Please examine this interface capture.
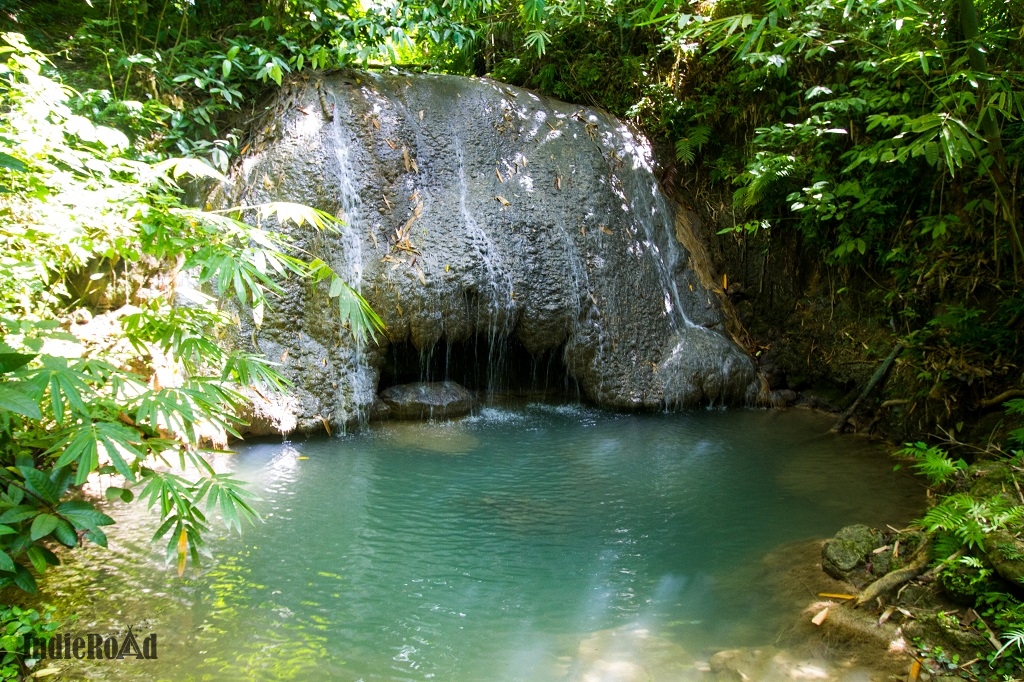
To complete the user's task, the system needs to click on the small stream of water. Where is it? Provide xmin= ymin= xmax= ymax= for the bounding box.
xmin=41 ymin=406 xmax=922 ymax=681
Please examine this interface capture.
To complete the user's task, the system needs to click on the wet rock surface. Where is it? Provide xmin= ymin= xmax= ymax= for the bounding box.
xmin=379 ymin=380 xmax=473 ymax=419
xmin=821 ymin=525 xmax=885 ymax=585
xmin=214 ymin=71 xmax=762 ymax=430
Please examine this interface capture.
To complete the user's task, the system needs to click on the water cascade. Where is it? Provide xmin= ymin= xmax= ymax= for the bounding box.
xmin=218 ymin=71 xmax=763 ymax=431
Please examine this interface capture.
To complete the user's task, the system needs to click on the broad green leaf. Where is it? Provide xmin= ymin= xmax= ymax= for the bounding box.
xmin=30 ymin=514 xmax=59 ymax=541
xmin=0 ymin=151 xmax=26 ymax=172
xmin=51 ymin=519 xmax=77 ymax=547
xmin=56 ymin=501 xmax=114 ymax=531
xmin=0 ymin=384 xmax=41 ymax=420
xmin=0 ymin=353 xmax=35 ymax=373
xmin=19 ymin=467 xmax=59 ymax=505
xmin=13 ymin=564 xmax=36 ymax=593
xmin=0 ymin=506 xmax=38 ymax=524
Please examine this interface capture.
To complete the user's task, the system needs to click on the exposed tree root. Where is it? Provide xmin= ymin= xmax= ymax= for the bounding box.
xmin=978 ymin=388 xmax=1024 ymax=409
xmin=855 ymin=533 xmax=933 ymax=607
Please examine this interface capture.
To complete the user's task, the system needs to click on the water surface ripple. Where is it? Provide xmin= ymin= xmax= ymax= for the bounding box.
xmin=45 ymin=406 xmax=923 ymax=681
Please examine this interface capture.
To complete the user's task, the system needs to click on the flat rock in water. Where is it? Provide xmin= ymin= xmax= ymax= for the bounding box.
xmin=379 ymin=381 xmax=473 ymax=420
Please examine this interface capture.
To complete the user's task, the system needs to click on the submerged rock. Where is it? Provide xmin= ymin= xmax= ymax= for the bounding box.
xmin=568 ymin=625 xmax=693 ymax=681
xmin=379 ymin=381 xmax=473 ymax=419
xmin=214 ymin=71 xmax=763 ymax=429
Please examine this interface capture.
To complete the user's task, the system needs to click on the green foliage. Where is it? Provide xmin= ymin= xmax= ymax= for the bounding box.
xmin=1006 ymin=399 xmax=1024 ymax=447
xmin=0 ymin=34 xmax=381 ymax=590
xmin=920 ymin=493 xmax=1024 ymax=550
xmin=897 ymin=441 xmax=967 ymax=486
xmin=0 ymin=605 xmax=59 ymax=680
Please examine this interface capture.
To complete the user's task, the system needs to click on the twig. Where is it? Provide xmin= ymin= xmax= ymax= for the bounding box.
xmin=968 ymin=609 xmax=1004 ymax=651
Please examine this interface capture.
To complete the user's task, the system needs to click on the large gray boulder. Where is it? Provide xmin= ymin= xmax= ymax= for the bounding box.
xmin=214 ymin=71 xmax=763 ymax=431
xmin=380 ymin=381 xmax=472 ymax=420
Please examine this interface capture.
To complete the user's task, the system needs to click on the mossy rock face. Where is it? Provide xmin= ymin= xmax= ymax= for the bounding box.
xmin=967 ymin=461 xmax=1018 ymax=505
xmin=984 ymin=529 xmax=1024 ymax=591
xmin=822 ymin=524 xmax=884 ymax=582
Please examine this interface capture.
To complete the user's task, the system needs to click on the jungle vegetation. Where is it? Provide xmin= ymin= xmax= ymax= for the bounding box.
xmin=0 ymin=0 xmax=1021 ymax=676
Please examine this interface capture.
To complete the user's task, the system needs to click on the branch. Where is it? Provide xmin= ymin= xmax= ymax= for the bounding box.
xmin=831 ymin=342 xmax=904 ymax=434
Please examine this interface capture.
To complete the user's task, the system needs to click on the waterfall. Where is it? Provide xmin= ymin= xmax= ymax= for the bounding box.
xmin=219 ymin=71 xmax=761 ymax=432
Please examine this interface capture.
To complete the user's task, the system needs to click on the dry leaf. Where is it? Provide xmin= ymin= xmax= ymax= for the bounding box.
xmin=280 ymin=349 xmax=289 ymax=362
xmin=385 ymin=139 xmax=397 ymax=150
xmin=322 ymin=357 xmax=327 ymax=366
xmin=319 ymin=415 xmax=332 ymax=437
xmin=722 ymin=273 xmax=728 ymax=289
xmin=262 ymin=174 xmax=274 ymax=190
xmin=811 ymin=607 xmax=829 ymax=626
xmin=872 ymin=545 xmax=892 ymax=554
xmin=177 ymin=528 xmax=188 ymax=577
xmin=372 ymin=117 xmax=380 ymax=130
xmin=496 ymin=168 xmax=504 ymax=183
xmin=878 ymin=606 xmax=896 ymax=625
xmin=382 ymin=194 xmax=392 ymax=210
xmin=495 ymin=195 xmax=510 ymax=207
xmin=908 ymin=659 xmax=920 ymax=682
xmin=417 ymin=268 xmax=426 ymax=285
xmin=418 ymin=110 xmax=424 ymax=121
xmin=402 ymin=146 xmax=411 ymax=172
xmin=554 ymin=176 xmax=562 ymax=190
xmin=445 ymin=264 xmax=450 ymax=272
xmin=410 ymin=158 xmax=418 ymax=173
xmin=600 ymin=226 xmax=614 ymax=235
xmin=817 ymin=593 xmax=857 ymax=600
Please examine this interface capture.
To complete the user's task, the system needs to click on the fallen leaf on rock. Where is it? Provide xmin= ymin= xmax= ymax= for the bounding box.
xmin=817 ymin=593 xmax=856 ymax=600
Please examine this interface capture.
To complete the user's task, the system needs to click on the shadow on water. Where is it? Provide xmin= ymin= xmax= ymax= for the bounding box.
xmin=38 ymin=407 xmax=923 ymax=681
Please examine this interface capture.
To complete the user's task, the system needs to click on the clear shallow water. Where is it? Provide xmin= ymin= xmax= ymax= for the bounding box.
xmin=43 ymin=406 xmax=923 ymax=681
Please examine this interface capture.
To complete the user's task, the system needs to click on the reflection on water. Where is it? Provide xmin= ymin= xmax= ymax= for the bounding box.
xmin=42 ymin=407 xmax=923 ymax=681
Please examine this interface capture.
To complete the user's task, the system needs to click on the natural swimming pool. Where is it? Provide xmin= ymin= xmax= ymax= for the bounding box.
xmin=42 ymin=406 xmax=923 ymax=681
